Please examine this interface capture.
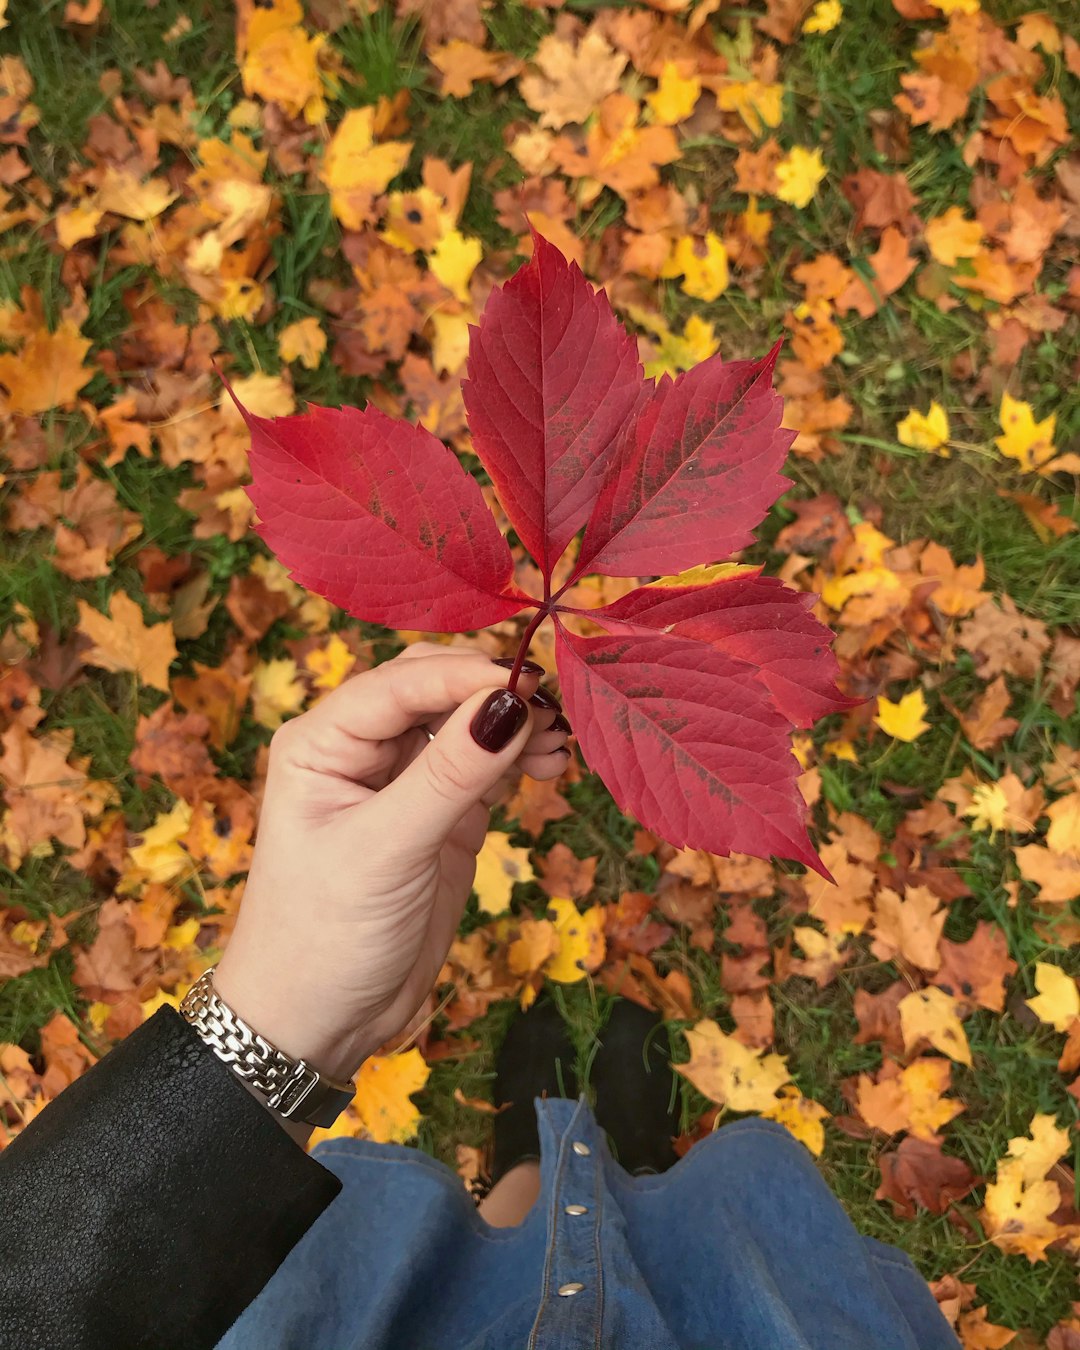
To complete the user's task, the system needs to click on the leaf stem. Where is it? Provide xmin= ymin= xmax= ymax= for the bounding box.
xmin=506 ymin=603 xmax=553 ymax=694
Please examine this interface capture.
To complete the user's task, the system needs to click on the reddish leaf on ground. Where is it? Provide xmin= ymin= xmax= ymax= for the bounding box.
xmin=568 ymin=343 xmax=792 ymax=582
xmin=236 ymin=394 xmax=533 ymax=631
xmin=876 ymin=1135 xmax=978 ymax=1219
xmin=463 ymin=229 xmax=642 ymax=584
xmin=553 ymin=622 xmax=826 ymax=875
xmin=569 ymin=567 xmax=853 ymax=728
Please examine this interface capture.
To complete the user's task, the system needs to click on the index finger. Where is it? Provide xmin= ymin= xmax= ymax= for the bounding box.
xmin=299 ymin=650 xmax=542 ymax=748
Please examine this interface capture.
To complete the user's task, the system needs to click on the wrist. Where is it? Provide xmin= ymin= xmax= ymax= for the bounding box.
xmin=212 ymin=951 xmax=371 ymax=1083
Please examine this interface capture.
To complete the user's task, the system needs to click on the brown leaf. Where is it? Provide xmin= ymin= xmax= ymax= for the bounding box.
xmin=876 ymin=1135 xmax=978 ymax=1218
xmin=956 ymin=676 xmax=1019 ymax=751
xmin=536 ymin=842 xmax=597 ymax=899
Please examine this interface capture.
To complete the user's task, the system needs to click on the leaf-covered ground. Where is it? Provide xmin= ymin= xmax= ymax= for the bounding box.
xmin=1 ymin=0 xmax=1079 ymax=1341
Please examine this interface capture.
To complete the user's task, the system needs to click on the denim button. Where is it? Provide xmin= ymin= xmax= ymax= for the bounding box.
xmin=557 ymin=1282 xmax=585 ymax=1297
xmin=564 ymin=1204 xmax=588 ymax=1216
xmin=571 ymin=1141 xmax=591 ymax=1156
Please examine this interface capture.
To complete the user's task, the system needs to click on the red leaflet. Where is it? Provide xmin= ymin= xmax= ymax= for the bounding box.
xmin=565 ymin=568 xmax=857 ymax=728
xmin=463 ymin=230 xmax=642 ymax=586
xmin=236 ymin=397 xmax=532 ymax=631
xmin=568 ymin=344 xmax=793 ymax=583
xmin=554 ymin=623 xmax=828 ymax=878
xmin=237 ymin=231 xmax=851 ymax=874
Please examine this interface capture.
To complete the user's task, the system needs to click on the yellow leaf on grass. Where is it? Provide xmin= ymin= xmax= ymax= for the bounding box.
xmin=924 ymin=207 xmax=984 ymax=266
xmin=428 ymin=229 xmax=482 ymax=302
xmin=95 ymin=165 xmax=177 ymax=221
xmin=305 ymin=633 xmax=355 ymax=691
xmin=474 ymin=831 xmax=534 ymax=915
xmin=1046 ymin=791 xmax=1080 ymax=860
xmin=320 ymin=107 xmax=412 ymax=231
xmin=660 ymin=233 xmax=729 ymax=302
xmin=508 ymin=916 xmax=559 ymax=977
xmin=964 ymin=782 xmax=1010 ymax=835
xmin=715 ymin=80 xmax=783 ymax=136
xmin=1026 ymin=962 xmax=1080 ymax=1032
xmin=874 ymin=689 xmax=930 ymax=742
xmin=77 ymin=593 xmax=177 ymax=693
xmin=311 ymin=1049 xmax=430 ymax=1146
xmin=677 ymin=1019 xmax=792 ymax=1113
xmin=803 ymin=0 xmax=842 ymax=33
xmin=898 ymin=986 xmax=972 ymax=1065
xmin=0 ymin=322 xmax=95 ymax=415
xmin=646 ymin=63 xmax=701 ymax=126
xmin=775 ymin=146 xmax=827 ymax=209
xmin=981 ymin=1115 xmax=1072 ymax=1261
xmin=251 ymin=658 xmax=305 ymax=729
xmin=55 ymin=202 xmax=105 ymax=249
xmin=995 ymin=392 xmax=1056 ymax=473
xmin=896 ymin=402 xmax=950 ymax=455
xmin=545 ymin=897 xmax=606 ymax=983
xmin=761 ymin=1086 xmax=829 ymax=1155
xmin=278 ymin=316 xmax=327 ymax=370
xmin=128 ymin=801 xmax=194 ymax=885
xmin=242 ymin=25 xmax=327 ymax=124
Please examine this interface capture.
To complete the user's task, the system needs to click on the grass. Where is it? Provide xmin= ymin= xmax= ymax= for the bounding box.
xmin=2 ymin=0 xmax=1079 ymax=1337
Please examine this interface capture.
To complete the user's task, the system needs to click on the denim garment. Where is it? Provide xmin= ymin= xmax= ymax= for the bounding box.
xmin=219 ymin=1096 xmax=960 ymax=1350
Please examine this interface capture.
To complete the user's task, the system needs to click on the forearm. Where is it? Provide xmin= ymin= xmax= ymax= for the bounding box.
xmin=0 ymin=1008 xmax=341 ymax=1350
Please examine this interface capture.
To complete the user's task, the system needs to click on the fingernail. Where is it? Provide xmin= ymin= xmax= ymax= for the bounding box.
xmin=470 ymin=689 xmax=529 ymax=753
xmin=550 ymin=714 xmax=572 ymax=736
xmin=529 ymin=687 xmax=562 ymax=713
xmin=491 ymin=657 xmax=545 ymax=675
xmin=555 ymin=746 xmax=572 ymax=758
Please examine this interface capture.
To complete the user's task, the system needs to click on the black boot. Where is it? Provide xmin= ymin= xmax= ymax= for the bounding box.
xmin=490 ymin=997 xmax=579 ymax=1186
xmin=589 ymin=999 xmax=679 ymax=1175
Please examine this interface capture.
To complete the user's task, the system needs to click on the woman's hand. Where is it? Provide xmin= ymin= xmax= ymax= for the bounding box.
xmin=213 ymin=644 xmax=570 ymax=1089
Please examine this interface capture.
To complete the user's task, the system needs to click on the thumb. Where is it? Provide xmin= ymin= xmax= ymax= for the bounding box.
xmin=370 ymin=686 xmax=532 ymax=850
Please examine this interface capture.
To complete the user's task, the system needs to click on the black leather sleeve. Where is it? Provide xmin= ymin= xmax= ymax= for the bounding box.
xmin=0 ymin=1005 xmax=343 ymax=1350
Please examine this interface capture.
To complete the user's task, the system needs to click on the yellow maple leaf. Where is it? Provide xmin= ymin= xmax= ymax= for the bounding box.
xmin=311 ymin=1049 xmax=430 ymax=1147
xmin=219 ymin=372 xmax=295 ymax=422
xmin=242 ymin=24 xmax=327 ymax=124
xmin=661 ymin=232 xmax=729 ymax=302
xmin=544 ymin=897 xmax=606 ymax=983
xmin=761 ymin=1086 xmax=829 ymax=1155
xmin=874 ymin=688 xmax=930 ymax=742
xmin=995 ymin=392 xmax=1056 ymax=473
xmin=508 ymin=916 xmax=559 ymax=977
xmin=898 ymin=986 xmax=972 ymax=1065
xmin=1026 ymin=962 xmax=1080 ymax=1032
xmin=305 ymin=634 xmax=355 ymax=691
xmin=927 ymin=0 xmax=979 ymax=14
xmin=54 ymin=201 xmax=104 ymax=250
xmin=803 ymin=0 xmax=842 ymax=33
xmin=430 ymin=310 xmax=472 ymax=375
xmin=0 ymin=321 xmax=95 ymax=416
xmin=95 ymin=165 xmax=177 ymax=221
xmin=775 ymin=146 xmax=827 ymax=209
xmin=519 ymin=30 xmax=627 ymax=131
xmin=677 ymin=1020 xmax=792 ymax=1113
xmin=474 ymin=830 xmax=534 ymax=915
xmin=320 ymin=106 xmax=412 ymax=232
xmin=963 ymin=782 xmax=1009 ymax=835
xmin=251 ymin=658 xmax=305 ymax=729
xmin=77 ymin=593 xmax=177 ymax=693
xmin=128 ymin=801 xmax=194 ymax=885
xmin=715 ymin=80 xmax=784 ymax=136
xmin=278 ymin=316 xmax=327 ymax=370
xmin=1046 ymin=790 xmax=1080 ymax=859
xmin=924 ymin=206 xmax=984 ymax=266
xmin=896 ymin=401 xmax=950 ymax=455
xmin=982 ymin=1160 xmax=1060 ymax=1261
xmin=428 ymin=229 xmax=482 ymax=303
xmin=646 ymin=62 xmax=701 ymax=126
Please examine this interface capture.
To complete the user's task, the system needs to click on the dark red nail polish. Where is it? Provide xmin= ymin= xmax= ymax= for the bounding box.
xmin=550 ymin=714 xmax=572 ymax=736
xmin=529 ymin=687 xmax=562 ymax=713
xmin=491 ymin=657 xmax=545 ymax=675
xmin=470 ymin=689 xmax=528 ymax=752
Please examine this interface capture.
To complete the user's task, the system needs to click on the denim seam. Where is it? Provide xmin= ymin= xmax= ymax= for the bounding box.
xmin=525 ymin=1102 xmax=575 ymax=1349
